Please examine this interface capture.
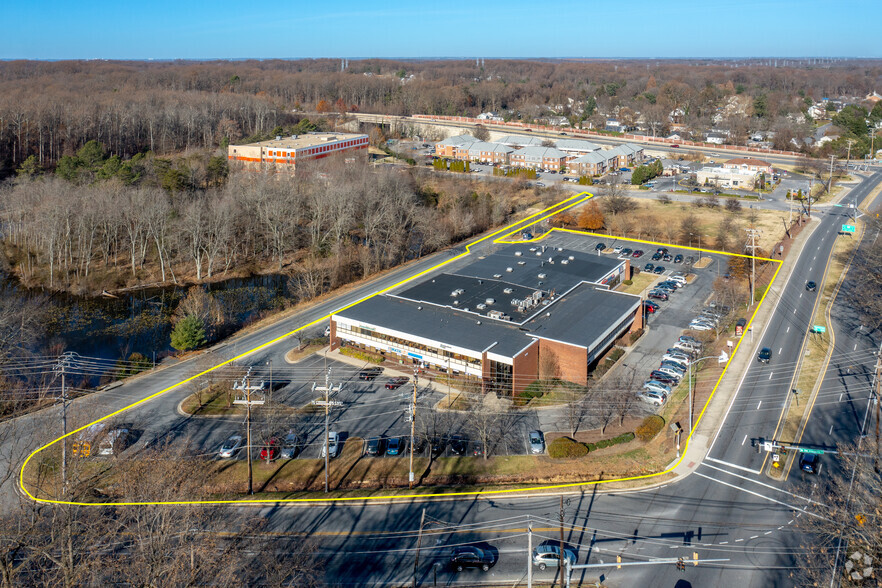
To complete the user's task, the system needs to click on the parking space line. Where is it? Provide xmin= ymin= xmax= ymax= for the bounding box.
xmin=741 ymin=435 xmax=748 ymax=446
xmin=757 ymin=400 xmax=762 ymax=409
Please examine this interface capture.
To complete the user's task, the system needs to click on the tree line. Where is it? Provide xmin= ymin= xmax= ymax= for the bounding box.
xmin=2 ymin=59 xmax=881 ymax=176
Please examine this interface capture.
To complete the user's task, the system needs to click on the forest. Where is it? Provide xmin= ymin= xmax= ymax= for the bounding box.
xmin=2 ymin=58 xmax=882 ymax=175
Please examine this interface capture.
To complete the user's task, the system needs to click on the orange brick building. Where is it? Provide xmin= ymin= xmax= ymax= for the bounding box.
xmin=227 ymin=132 xmax=369 ymax=172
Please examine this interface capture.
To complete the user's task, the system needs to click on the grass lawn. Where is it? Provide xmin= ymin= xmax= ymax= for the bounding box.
xmin=617 ymin=272 xmax=658 ymax=295
xmin=180 ymin=385 xmax=243 ymax=416
xmin=284 ymin=343 xmax=325 ymax=363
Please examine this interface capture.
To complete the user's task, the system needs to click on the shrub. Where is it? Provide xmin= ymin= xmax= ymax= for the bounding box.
xmin=622 ymin=279 xmax=633 ymax=286
xmin=635 ymin=415 xmax=666 ymax=442
xmin=586 ymin=432 xmax=635 ymax=452
xmin=339 ymin=347 xmax=384 ymax=364
xmin=629 ymin=328 xmax=645 ymax=345
xmin=548 ymin=437 xmax=589 ymax=459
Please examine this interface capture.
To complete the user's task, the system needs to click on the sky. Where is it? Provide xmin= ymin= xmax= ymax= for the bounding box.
xmin=3 ymin=0 xmax=880 ymax=60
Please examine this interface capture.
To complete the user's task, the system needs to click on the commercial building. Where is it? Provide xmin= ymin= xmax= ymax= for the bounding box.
xmin=696 ymin=166 xmax=757 ymax=189
xmin=227 ymin=132 xmax=369 ymax=172
xmin=330 ymin=243 xmax=641 ymax=395
xmin=722 ymin=158 xmax=774 ymax=175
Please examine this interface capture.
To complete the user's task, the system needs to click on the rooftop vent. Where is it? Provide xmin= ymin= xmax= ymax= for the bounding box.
xmin=557 ymin=247 xmax=563 ymax=252
xmin=493 ymin=274 xmax=502 ymax=278
xmin=536 ymin=252 xmax=542 ymax=256
xmin=417 ymin=306 xmax=422 ymax=310
xmin=538 ymin=273 xmax=546 ymax=279
xmin=485 ymin=298 xmax=495 ymax=305
xmin=515 ymin=251 xmax=522 ymax=256
xmin=518 ymin=261 xmax=526 ymax=265
xmin=569 ymin=255 xmax=575 ymax=260
xmin=506 ymin=267 xmax=513 ymax=272
xmin=503 ymin=288 xmax=513 ymax=294
xmin=476 ymin=303 xmax=487 ymax=310
xmin=476 ymin=321 xmax=482 ymax=325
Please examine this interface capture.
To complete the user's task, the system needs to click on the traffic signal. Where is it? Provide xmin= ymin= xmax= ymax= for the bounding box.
xmin=677 ymin=557 xmax=685 ymax=572
xmin=617 ymin=555 xmax=622 ymax=569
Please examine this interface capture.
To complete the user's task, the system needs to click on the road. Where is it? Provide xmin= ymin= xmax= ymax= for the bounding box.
xmin=3 ymin=174 xmax=880 ymax=586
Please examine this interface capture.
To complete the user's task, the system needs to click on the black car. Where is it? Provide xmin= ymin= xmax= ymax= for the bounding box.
xmin=805 ymin=281 xmax=817 ymax=292
xmin=621 ymin=248 xmax=633 ymax=256
xmin=799 ymin=453 xmax=821 ymax=475
xmin=385 ymin=376 xmax=409 ymax=389
xmin=643 ymin=263 xmax=655 ymax=272
xmin=358 ymin=367 xmax=384 ymax=380
xmin=430 ymin=437 xmax=446 ymax=458
xmin=450 ymin=546 xmax=496 ymax=572
xmin=653 ymin=265 xmax=666 ymax=274
xmin=651 ymin=252 xmax=663 ymax=261
xmin=595 ymin=242 xmax=607 ymax=251
xmin=449 ymin=435 xmax=468 ymax=455
xmin=365 ymin=436 xmax=386 ymax=456
xmin=662 ymin=253 xmax=673 ymax=262
xmin=649 ymin=371 xmax=679 ymax=385
xmin=673 ymin=254 xmax=684 ymax=264
xmin=757 ymin=347 xmax=772 ymax=363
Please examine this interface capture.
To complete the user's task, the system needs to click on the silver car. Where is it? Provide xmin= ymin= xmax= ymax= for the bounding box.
xmin=218 ymin=434 xmax=244 ymax=458
xmin=321 ymin=431 xmax=340 ymax=458
xmin=533 ymin=544 xmax=577 ymax=570
xmin=643 ymin=380 xmax=672 ymax=395
xmin=529 ymin=430 xmax=545 ymax=454
xmin=638 ymin=390 xmax=667 ymax=406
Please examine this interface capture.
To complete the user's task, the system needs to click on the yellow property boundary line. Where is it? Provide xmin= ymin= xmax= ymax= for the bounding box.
xmin=20 ymin=191 xmax=781 ymax=506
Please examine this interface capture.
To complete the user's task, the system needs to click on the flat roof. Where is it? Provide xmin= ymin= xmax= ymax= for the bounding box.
xmin=232 ymin=132 xmax=367 ymax=150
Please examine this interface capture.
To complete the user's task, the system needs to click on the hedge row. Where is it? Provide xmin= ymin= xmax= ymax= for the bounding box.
xmin=548 ymin=432 xmax=636 ymax=458
xmin=586 ymin=432 xmax=635 ymax=452
xmin=339 ymin=347 xmax=384 ymax=364
xmin=594 ymin=347 xmax=625 ymax=378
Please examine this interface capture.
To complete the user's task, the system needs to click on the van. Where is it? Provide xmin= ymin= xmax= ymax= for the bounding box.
xmin=98 ymin=427 xmax=132 ymax=456
xmin=735 ymin=318 xmax=747 ymax=337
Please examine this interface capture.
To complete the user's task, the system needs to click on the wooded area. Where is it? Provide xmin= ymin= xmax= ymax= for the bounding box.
xmin=1 ymin=59 xmax=881 ymax=175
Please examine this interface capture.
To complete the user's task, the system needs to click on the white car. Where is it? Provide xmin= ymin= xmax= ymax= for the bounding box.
xmin=668 ymin=275 xmax=687 ymax=285
xmin=321 ymin=431 xmax=340 ymax=458
xmin=643 ymin=380 xmax=672 ymax=395
xmin=613 ymin=245 xmax=623 ymax=253
xmin=662 ymin=354 xmax=690 ymax=367
xmin=673 ymin=342 xmax=701 ymax=354
xmin=219 ymin=434 xmax=244 ymax=458
xmin=638 ymin=390 xmax=667 ymax=406
xmin=656 ymin=366 xmax=685 ymax=379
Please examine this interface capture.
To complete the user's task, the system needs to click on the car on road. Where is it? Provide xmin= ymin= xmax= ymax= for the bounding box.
xmin=632 ymin=250 xmax=644 ymax=258
xmin=365 ymin=436 xmax=386 ymax=456
xmin=757 ymin=347 xmax=772 ymax=364
xmin=653 ymin=266 xmax=666 ymax=274
xmin=533 ymin=543 xmax=576 ymax=570
xmin=384 ymin=376 xmax=409 ymax=389
xmin=450 ymin=546 xmax=496 ymax=572
xmin=386 ymin=436 xmax=403 ymax=456
xmin=219 ymin=434 xmax=244 ymax=458
xmin=638 ymin=390 xmax=668 ymax=406
xmin=529 ymin=430 xmax=545 ymax=454
xmin=594 ymin=242 xmax=607 ymax=251
xmin=321 ymin=431 xmax=340 ymax=458
xmin=281 ymin=432 xmax=302 ymax=459
xmin=643 ymin=380 xmax=672 ymax=395
xmin=648 ymin=290 xmax=668 ymax=301
xmin=358 ymin=367 xmax=384 ymax=380
xmin=259 ymin=438 xmax=280 ymax=461
xmin=449 ymin=435 xmax=468 ymax=455
xmin=643 ymin=263 xmax=655 ymax=273
xmin=536 ymin=182 xmax=546 ymax=187
xmin=673 ymin=254 xmax=683 ymax=264
xmin=799 ymin=453 xmax=821 ymax=475
xmin=805 ymin=280 xmax=817 ymax=292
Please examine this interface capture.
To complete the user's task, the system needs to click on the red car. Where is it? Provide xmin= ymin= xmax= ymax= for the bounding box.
xmin=385 ymin=376 xmax=409 ymax=389
xmin=643 ymin=301 xmax=659 ymax=313
xmin=259 ymin=438 xmax=280 ymax=461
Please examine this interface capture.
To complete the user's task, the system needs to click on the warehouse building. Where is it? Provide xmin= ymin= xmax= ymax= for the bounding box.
xmin=330 ymin=244 xmax=641 ymax=395
xmin=228 ymin=132 xmax=369 ymax=172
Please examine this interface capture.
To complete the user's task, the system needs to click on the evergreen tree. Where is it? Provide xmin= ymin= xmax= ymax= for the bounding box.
xmin=170 ymin=315 xmax=207 ymax=352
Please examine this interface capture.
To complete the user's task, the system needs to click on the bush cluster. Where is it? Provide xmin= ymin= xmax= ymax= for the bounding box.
xmin=586 ymin=432 xmax=635 ymax=452
xmin=635 ymin=415 xmax=666 ymax=442
xmin=548 ymin=437 xmax=589 ymax=459
xmin=339 ymin=347 xmax=384 ymax=364
xmin=629 ymin=328 xmax=645 ymax=345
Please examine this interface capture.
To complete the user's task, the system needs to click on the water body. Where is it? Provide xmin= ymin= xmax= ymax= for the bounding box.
xmin=3 ymin=272 xmax=293 ymax=362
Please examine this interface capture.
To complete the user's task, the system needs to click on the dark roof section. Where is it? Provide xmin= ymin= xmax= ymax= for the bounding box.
xmin=394 ymin=273 xmax=538 ymax=322
xmin=526 ymin=285 xmax=641 ymax=349
xmin=335 ymin=295 xmax=534 ymax=358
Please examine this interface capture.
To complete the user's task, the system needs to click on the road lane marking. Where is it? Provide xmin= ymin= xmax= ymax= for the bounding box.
xmin=839 ymin=393 xmax=843 ymax=402
xmin=735 ymin=538 xmax=744 ymax=542
xmin=854 ymin=343 xmax=858 ymax=351
xmin=720 ymin=541 xmax=728 ymax=545
xmin=741 ymin=435 xmax=748 ymax=446
xmin=702 ymin=463 xmax=822 ymax=503
xmin=786 ymin=326 xmax=790 ymax=333
xmin=829 ymin=425 xmax=834 ymax=435
xmin=758 ymin=400 xmax=763 ymax=409
xmin=750 ymin=535 xmax=759 ymax=539
xmin=768 ymin=372 xmax=773 ymax=380
xmin=799 ymin=293 xmax=803 ymax=298
xmin=778 ymin=348 xmax=782 ymax=354
xmin=794 ymin=308 xmax=797 ymax=313
xmin=705 ymin=457 xmax=762 ymax=475
xmin=693 ymin=472 xmax=820 ymax=517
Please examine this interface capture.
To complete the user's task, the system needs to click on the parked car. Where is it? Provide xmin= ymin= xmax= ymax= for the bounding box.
xmin=805 ymin=280 xmax=817 ymax=292
xmin=638 ymin=390 xmax=668 ymax=406
xmin=386 ymin=436 xmax=403 ymax=456
xmin=533 ymin=543 xmax=577 ymax=570
xmin=218 ymin=434 xmax=244 ymax=459
xmin=648 ymin=290 xmax=668 ymax=301
xmin=673 ymin=341 xmax=701 ymax=354
xmin=662 ymin=253 xmax=673 ymax=262
xmin=359 ymin=367 xmax=384 ymax=380
xmin=643 ymin=380 xmax=672 ymax=395
xmin=653 ymin=266 xmax=666 ymax=274
xmin=658 ymin=363 xmax=686 ymax=377
xmin=430 ymin=437 xmax=446 ymax=458
xmin=321 ymin=431 xmax=340 ymax=458
xmin=757 ymin=347 xmax=772 ymax=364
xmin=259 ymin=438 xmax=280 ymax=461
xmin=365 ymin=436 xmax=386 ymax=456
xmin=449 ymin=435 xmax=468 ymax=455
xmin=684 ymin=255 xmax=696 ymax=265
xmin=632 ymin=250 xmax=644 ymax=258
xmin=644 ymin=263 xmax=655 ymax=272
xmin=673 ymin=254 xmax=684 ymax=264
xmin=529 ymin=430 xmax=545 ymax=454
xmin=450 ymin=546 xmax=496 ymax=572
xmin=679 ymin=335 xmax=701 ymax=345
xmin=651 ymin=252 xmax=663 ymax=261
xmin=613 ymin=245 xmax=623 ymax=253
xmin=385 ymin=376 xmax=409 ymax=389
xmin=649 ymin=371 xmax=679 ymax=385
xmin=689 ymin=321 xmax=715 ymax=331
xmin=281 ymin=432 xmax=302 ymax=459
xmin=621 ymin=248 xmax=633 ymax=256
xmin=594 ymin=242 xmax=607 ymax=251
xmin=643 ymin=301 xmax=659 ymax=313
xmin=662 ymin=353 xmax=691 ymax=366
xmin=799 ymin=453 xmax=821 ymax=475
xmin=668 ymin=275 xmax=687 ymax=285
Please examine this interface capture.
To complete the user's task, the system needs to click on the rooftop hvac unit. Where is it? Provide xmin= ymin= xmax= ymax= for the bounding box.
xmin=537 ymin=273 xmax=547 ymax=279
xmin=506 ymin=267 xmax=513 ymax=272
xmin=557 ymin=247 xmax=563 ymax=251
xmin=476 ymin=303 xmax=487 ymax=310
xmin=569 ymin=255 xmax=575 ymax=260
xmin=462 ymin=307 xmax=469 ymax=312
xmin=529 ymin=247 xmax=537 ymax=252
xmin=518 ymin=261 xmax=526 ymax=265
xmin=450 ymin=288 xmax=465 ymax=297
xmin=533 ymin=290 xmax=544 ymax=300
xmin=515 ymin=251 xmax=522 ymax=256
xmin=561 ymin=259 xmax=569 ymax=265
xmin=503 ymin=288 xmax=513 ymax=294
xmin=510 ymin=298 xmax=521 ymax=306
xmin=453 ymin=300 xmax=459 ymax=305
xmin=536 ymin=251 xmax=542 ymax=256
xmin=548 ymin=257 xmax=554 ymax=263
xmin=487 ymin=310 xmax=503 ymax=319
xmin=493 ymin=274 xmax=502 ymax=278
xmin=485 ymin=298 xmax=495 ymax=305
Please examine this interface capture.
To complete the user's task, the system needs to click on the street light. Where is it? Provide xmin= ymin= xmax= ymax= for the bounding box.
xmin=266 ymin=359 xmax=273 ymax=404
xmin=687 ymin=352 xmax=729 ymax=437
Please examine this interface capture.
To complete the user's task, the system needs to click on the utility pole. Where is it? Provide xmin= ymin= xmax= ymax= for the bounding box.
xmin=313 ymin=368 xmax=342 ymax=493
xmin=559 ymin=495 xmax=566 ymax=579
xmin=745 ymin=228 xmax=760 ymax=306
xmin=874 ymin=348 xmax=882 ymax=472
xmin=845 ymin=138 xmax=854 ymax=173
xmin=828 ymin=154 xmax=835 ymax=194
xmin=527 ymin=516 xmax=533 ymax=588
xmin=54 ymin=352 xmax=76 ymax=493
xmin=233 ymin=368 xmax=265 ymax=495
xmin=412 ymin=508 xmax=426 ymax=588
xmin=409 ymin=368 xmax=418 ymax=488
